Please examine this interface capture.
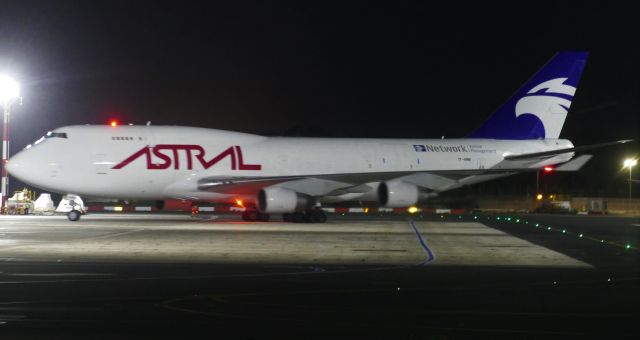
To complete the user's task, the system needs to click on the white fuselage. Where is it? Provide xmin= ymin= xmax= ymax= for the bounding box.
xmin=7 ymin=125 xmax=574 ymax=203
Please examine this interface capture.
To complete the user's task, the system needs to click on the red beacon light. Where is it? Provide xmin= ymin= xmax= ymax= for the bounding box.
xmin=543 ymin=166 xmax=554 ymax=173
xmin=109 ymin=120 xmax=119 ymax=127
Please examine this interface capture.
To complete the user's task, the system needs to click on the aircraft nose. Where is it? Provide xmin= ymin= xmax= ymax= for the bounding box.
xmin=7 ymin=147 xmax=64 ymax=192
xmin=6 ymin=150 xmax=34 ymax=181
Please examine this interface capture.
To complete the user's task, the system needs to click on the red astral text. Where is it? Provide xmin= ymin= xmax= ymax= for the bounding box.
xmin=111 ymin=144 xmax=262 ymax=171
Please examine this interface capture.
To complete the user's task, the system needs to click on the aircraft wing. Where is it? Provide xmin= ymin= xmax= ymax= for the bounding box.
xmin=198 ymin=176 xmax=304 ymax=195
xmin=195 ymin=140 xmax=633 ymax=199
xmin=196 ymin=170 xmax=508 ymax=198
xmin=198 ymin=173 xmax=409 ymax=196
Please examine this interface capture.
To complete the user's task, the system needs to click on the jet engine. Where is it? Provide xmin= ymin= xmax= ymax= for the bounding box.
xmin=377 ymin=181 xmax=419 ymax=207
xmin=258 ymin=187 xmax=308 ymax=213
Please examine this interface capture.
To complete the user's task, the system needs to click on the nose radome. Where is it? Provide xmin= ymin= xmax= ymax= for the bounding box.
xmin=6 ymin=151 xmax=30 ymax=180
xmin=7 ymin=148 xmax=60 ymax=193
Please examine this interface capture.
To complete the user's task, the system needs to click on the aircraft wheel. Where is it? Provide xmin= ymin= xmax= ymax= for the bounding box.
xmin=291 ymin=212 xmax=306 ymax=223
xmin=67 ymin=210 xmax=81 ymax=221
xmin=242 ymin=211 xmax=259 ymax=222
xmin=308 ymin=210 xmax=327 ymax=223
xmin=315 ymin=211 xmax=327 ymax=223
xmin=304 ymin=212 xmax=314 ymax=223
xmin=282 ymin=213 xmax=292 ymax=222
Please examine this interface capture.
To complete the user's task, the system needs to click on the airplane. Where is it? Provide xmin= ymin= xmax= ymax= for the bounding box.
xmin=6 ymin=51 xmax=632 ymax=222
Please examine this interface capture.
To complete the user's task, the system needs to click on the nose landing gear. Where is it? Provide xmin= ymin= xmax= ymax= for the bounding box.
xmin=67 ymin=210 xmax=81 ymax=221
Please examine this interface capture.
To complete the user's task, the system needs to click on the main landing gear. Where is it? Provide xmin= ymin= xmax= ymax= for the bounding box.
xmin=241 ymin=210 xmax=270 ymax=222
xmin=241 ymin=210 xmax=327 ymax=223
xmin=282 ymin=210 xmax=327 ymax=223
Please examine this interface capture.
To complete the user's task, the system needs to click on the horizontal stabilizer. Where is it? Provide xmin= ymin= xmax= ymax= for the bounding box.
xmin=504 ymin=139 xmax=633 ymax=161
xmin=555 ymin=155 xmax=593 ymax=171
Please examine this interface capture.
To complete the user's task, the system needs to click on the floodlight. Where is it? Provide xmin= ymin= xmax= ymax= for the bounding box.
xmin=0 ymin=75 xmax=20 ymax=105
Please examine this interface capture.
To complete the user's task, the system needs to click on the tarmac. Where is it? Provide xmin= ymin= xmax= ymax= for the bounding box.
xmin=0 ymin=212 xmax=637 ymax=339
xmin=0 ymin=213 xmax=589 ymax=267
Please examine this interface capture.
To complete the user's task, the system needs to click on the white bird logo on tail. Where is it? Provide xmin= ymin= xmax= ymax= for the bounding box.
xmin=515 ymin=78 xmax=576 ymax=139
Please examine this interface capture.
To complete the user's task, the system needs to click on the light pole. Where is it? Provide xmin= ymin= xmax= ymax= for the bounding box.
xmin=623 ymin=158 xmax=637 ymax=202
xmin=0 ymin=75 xmax=21 ymax=212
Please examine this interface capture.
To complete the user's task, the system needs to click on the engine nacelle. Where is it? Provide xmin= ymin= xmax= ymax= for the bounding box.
xmin=377 ymin=181 xmax=419 ymax=207
xmin=258 ymin=187 xmax=308 ymax=213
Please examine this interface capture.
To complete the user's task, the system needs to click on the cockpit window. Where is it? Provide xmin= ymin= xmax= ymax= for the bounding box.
xmin=31 ymin=131 xmax=68 ymax=147
xmin=45 ymin=131 xmax=68 ymax=139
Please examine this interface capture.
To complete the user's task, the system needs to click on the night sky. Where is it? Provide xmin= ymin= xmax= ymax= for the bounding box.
xmin=0 ymin=1 xmax=638 ymax=197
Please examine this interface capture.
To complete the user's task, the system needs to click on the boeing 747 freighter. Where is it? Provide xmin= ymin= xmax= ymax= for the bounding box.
xmin=6 ymin=52 xmax=630 ymax=221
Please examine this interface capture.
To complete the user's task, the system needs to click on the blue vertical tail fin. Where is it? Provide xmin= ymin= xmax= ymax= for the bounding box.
xmin=469 ymin=51 xmax=589 ymax=140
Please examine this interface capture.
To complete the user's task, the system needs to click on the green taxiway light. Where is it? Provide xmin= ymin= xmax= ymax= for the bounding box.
xmin=562 ymin=230 xmax=566 ymax=233
xmin=626 ymin=244 xmax=632 ymax=249
xmin=535 ymin=223 xmax=539 ymax=227
xmin=516 ymin=219 xmax=520 ymax=223
xmin=497 ymin=217 xmax=501 ymax=220
xmin=579 ymin=234 xmax=584 ymax=238
xmin=547 ymin=226 xmax=551 ymax=230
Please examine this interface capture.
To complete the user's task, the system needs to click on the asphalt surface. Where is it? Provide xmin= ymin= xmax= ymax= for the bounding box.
xmin=0 ymin=214 xmax=587 ymax=267
xmin=0 ymin=212 xmax=638 ymax=339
